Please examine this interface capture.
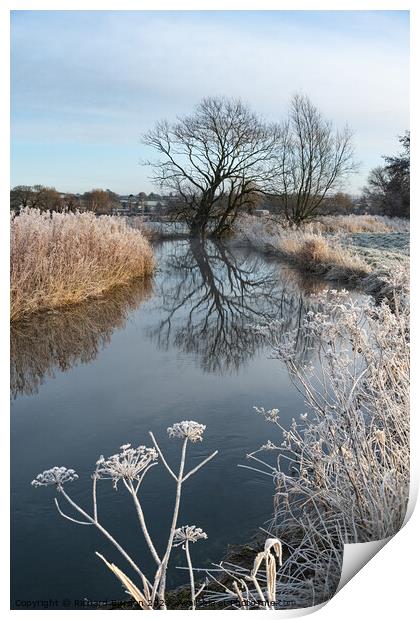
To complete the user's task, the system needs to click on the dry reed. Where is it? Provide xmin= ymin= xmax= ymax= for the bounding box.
xmin=234 ymin=216 xmax=371 ymax=282
xmin=277 ymin=231 xmax=370 ymax=280
xmin=308 ymin=214 xmax=409 ymax=234
xmin=11 ymin=208 xmax=155 ymax=321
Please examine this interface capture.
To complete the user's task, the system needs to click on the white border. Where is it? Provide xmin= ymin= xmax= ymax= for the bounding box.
xmin=2 ymin=2 xmax=417 ymax=618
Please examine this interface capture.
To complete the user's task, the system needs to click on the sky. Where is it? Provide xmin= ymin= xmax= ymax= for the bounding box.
xmin=10 ymin=10 xmax=409 ymax=195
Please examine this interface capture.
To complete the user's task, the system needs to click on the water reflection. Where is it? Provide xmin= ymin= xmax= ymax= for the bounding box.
xmin=11 ymin=240 xmax=332 ymax=397
xmin=149 ymin=239 xmax=319 ymax=374
xmin=10 ymin=279 xmax=153 ymax=398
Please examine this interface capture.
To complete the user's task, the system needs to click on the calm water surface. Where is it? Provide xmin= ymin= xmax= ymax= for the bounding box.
xmin=11 ymin=239 xmax=350 ymax=609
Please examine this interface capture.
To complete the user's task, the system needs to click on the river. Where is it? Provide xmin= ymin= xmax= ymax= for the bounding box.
xmin=11 ymin=238 xmax=353 ymax=609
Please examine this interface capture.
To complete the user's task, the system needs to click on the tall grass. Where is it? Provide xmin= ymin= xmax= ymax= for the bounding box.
xmin=258 ymin=285 xmax=407 ymax=606
xmin=277 ymin=231 xmax=370 ymax=280
xmin=11 ymin=209 xmax=155 ymax=321
xmin=234 ymin=215 xmax=371 ymax=282
xmin=308 ymin=214 xmax=409 ymax=234
xmin=263 ymin=286 xmax=409 ymax=542
xmin=234 ymin=215 xmax=410 ymax=302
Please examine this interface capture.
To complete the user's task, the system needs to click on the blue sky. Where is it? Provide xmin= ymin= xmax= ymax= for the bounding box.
xmin=11 ymin=10 xmax=409 ymax=195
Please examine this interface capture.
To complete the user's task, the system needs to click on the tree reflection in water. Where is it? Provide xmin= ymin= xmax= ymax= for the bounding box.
xmin=149 ymin=239 xmax=324 ymax=374
xmin=11 ymin=240 xmax=331 ymax=398
xmin=10 ymin=278 xmax=153 ymax=398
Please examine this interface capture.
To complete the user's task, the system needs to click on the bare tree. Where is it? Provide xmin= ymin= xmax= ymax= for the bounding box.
xmin=319 ymin=191 xmax=355 ymax=215
xmin=361 ymin=167 xmax=389 ymax=214
xmin=34 ymin=186 xmax=63 ymax=212
xmin=144 ymin=96 xmax=280 ymax=238
xmin=276 ymin=94 xmax=356 ymax=226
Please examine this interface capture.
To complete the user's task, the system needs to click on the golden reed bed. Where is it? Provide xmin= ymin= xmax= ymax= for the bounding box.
xmin=11 ymin=209 xmax=155 ymax=321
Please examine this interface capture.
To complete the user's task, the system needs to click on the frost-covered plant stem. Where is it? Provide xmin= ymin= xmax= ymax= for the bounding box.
xmin=33 ymin=423 xmax=217 ymax=610
xmin=173 ymin=526 xmax=207 ymax=609
xmin=92 ymin=475 xmax=98 ymax=522
xmin=206 ymin=538 xmax=282 ymax=610
xmin=125 ymin=478 xmax=161 ymax=565
xmin=58 ymin=486 xmax=151 ymax=589
xmin=153 ymin=437 xmax=188 ymax=608
xmin=185 ymin=541 xmax=196 ymax=609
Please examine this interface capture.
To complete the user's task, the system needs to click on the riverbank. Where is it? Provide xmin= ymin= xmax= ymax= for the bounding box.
xmin=232 ymin=214 xmax=409 ymax=302
xmin=11 ymin=209 xmax=155 ymax=321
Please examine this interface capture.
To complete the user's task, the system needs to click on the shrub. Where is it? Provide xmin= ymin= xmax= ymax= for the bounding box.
xmin=11 ymin=209 xmax=155 ymax=320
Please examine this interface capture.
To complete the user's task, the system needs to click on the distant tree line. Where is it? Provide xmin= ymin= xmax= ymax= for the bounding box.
xmin=10 ymin=183 xmax=359 ymax=221
xmin=10 ymin=186 xmax=176 ymax=216
xmin=10 ymin=186 xmax=124 ymax=214
xmin=10 ymin=186 xmax=122 ymax=214
xmin=266 ymin=191 xmax=356 ymax=217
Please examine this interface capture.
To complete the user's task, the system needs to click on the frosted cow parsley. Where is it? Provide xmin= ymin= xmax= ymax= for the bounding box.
xmin=167 ymin=421 xmax=206 ymax=443
xmin=95 ymin=443 xmax=158 ymax=489
xmin=31 ymin=467 xmax=78 ymax=489
xmin=173 ymin=525 xmax=208 ymax=547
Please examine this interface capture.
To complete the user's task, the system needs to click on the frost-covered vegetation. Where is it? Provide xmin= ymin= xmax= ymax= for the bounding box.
xmin=346 ymin=232 xmax=409 ymax=274
xmin=211 ymin=281 xmax=409 ymax=609
xmin=349 ymin=231 xmax=409 ymax=254
xmin=234 ymin=214 xmax=409 ymax=298
xmin=130 ymin=217 xmax=189 ymax=241
xmin=32 ymin=421 xmax=218 ymax=610
xmin=258 ymin=286 xmax=409 ymax=536
xmin=11 ymin=209 xmax=155 ymax=321
xmin=234 ymin=215 xmax=372 ymax=281
xmin=306 ymin=214 xmax=409 ymax=234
